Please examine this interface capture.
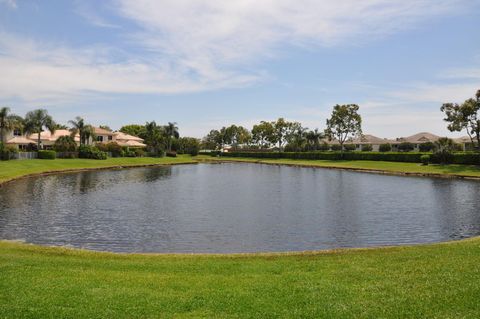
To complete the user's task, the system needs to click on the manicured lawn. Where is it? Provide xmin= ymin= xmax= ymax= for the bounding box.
xmin=1 ymin=239 xmax=479 ymax=318
xmin=199 ymin=156 xmax=480 ymax=178
xmin=0 ymin=156 xmax=196 ymax=184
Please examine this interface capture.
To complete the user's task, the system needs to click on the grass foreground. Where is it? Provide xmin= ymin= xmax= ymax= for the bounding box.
xmin=199 ymin=155 xmax=480 ymax=178
xmin=1 ymin=239 xmax=479 ymax=318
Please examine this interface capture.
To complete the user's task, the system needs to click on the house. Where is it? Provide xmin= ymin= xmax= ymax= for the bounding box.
xmin=93 ymin=127 xmax=115 ymax=143
xmin=394 ymin=132 xmax=441 ymax=151
xmin=344 ymin=134 xmax=396 ymax=151
xmin=113 ymin=131 xmax=146 ymax=148
xmin=28 ymin=130 xmax=80 ymax=149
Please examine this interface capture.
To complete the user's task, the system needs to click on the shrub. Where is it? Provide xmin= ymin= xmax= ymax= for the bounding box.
xmin=361 ymin=144 xmax=373 ymax=152
xmin=177 ymin=137 xmax=200 ymax=156
xmin=379 ymin=143 xmax=392 ymax=152
xmin=166 ymin=151 xmax=177 ymax=157
xmin=420 ymin=154 xmax=430 ymax=166
xmin=397 ymin=142 xmax=415 ymax=152
xmin=0 ymin=143 xmax=18 ymax=160
xmin=38 ymin=150 xmax=56 ymax=159
xmin=330 ymin=144 xmax=342 ymax=151
xmin=53 ymin=136 xmax=77 ymax=152
xmin=343 ymin=144 xmax=356 ymax=151
xmin=78 ymin=145 xmax=107 ymax=160
xmin=317 ymin=143 xmax=330 ymax=151
xmin=432 ymin=137 xmax=456 ymax=164
xmin=133 ymin=148 xmax=145 ymax=157
xmin=419 ymin=142 xmax=435 ymax=152
xmin=103 ymin=142 xmax=123 ymax=157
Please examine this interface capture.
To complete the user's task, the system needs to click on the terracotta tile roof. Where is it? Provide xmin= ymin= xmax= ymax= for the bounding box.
xmin=6 ymin=136 xmax=36 ymax=144
xmin=28 ymin=129 xmax=80 ymax=142
xmin=114 ymin=131 xmax=144 ymax=142
xmin=93 ymin=127 xmax=115 ymax=136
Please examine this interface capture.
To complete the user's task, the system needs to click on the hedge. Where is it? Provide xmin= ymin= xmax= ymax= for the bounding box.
xmin=221 ymin=151 xmax=480 ymax=165
xmin=38 ymin=150 xmax=56 ymax=159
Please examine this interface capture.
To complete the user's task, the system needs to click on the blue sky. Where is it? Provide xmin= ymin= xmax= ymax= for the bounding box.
xmin=0 ymin=0 xmax=479 ymax=138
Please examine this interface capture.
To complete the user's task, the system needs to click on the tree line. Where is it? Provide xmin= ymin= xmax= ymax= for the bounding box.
xmin=202 ymin=89 xmax=480 ymax=152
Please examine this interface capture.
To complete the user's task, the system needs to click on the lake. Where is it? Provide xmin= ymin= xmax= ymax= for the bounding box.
xmin=1 ymin=163 xmax=479 ymax=253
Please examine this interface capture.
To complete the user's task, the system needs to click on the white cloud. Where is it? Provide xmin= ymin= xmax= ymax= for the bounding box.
xmin=0 ymin=0 xmax=474 ymax=103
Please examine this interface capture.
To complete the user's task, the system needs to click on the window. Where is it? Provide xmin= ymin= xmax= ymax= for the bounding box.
xmin=13 ymin=129 xmax=21 ymax=136
xmin=108 ymin=135 xmax=113 ymax=141
xmin=96 ymin=136 xmax=104 ymax=142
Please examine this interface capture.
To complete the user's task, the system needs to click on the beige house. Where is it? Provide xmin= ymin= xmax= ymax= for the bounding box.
xmin=93 ymin=127 xmax=115 ymax=143
xmin=5 ymin=129 xmax=80 ymax=150
xmin=113 ymin=131 xmax=146 ymax=148
xmin=344 ymin=134 xmax=397 ymax=151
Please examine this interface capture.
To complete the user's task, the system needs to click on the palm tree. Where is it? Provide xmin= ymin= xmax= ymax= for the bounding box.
xmin=164 ymin=122 xmax=179 ymax=151
xmin=69 ymin=116 xmax=95 ymax=145
xmin=434 ymin=137 xmax=457 ymax=164
xmin=305 ymin=129 xmax=324 ymax=148
xmin=23 ymin=109 xmax=56 ymax=151
xmin=0 ymin=107 xmax=23 ymax=143
xmin=144 ymin=121 xmax=163 ymax=155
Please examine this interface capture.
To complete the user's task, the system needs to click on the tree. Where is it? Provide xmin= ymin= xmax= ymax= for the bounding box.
xmin=120 ymin=124 xmax=145 ymax=137
xmin=163 ymin=122 xmax=179 ymax=152
xmin=178 ymin=137 xmax=201 ymax=156
xmin=53 ymin=135 xmax=77 ymax=152
xmin=23 ymin=109 xmax=56 ymax=151
xmin=305 ymin=129 xmax=324 ymax=150
xmin=272 ymin=118 xmax=290 ymax=150
xmin=69 ymin=117 xmax=95 ymax=145
xmin=54 ymin=123 xmax=69 ymax=130
xmin=433 ymin=137 xmax=456 ymax=164
xmin=202 ymin=130 xmax=222 ymax=150
xmin=252 ymin=121 xmax=275 ymax=148
xmin=0 ymin=107 xmax=23 ymax=143
xmin=284 ymin=123 xmax=307 ymax=151
xmin=441 ymin=89 xmax=480 ymax=151
xmin=143 ymin=121 xmax=164 ymax=155
xmin=324 ymin=104 xmax=362 ymax=151
xmin=225 ymin=125 xmax=251 ymax=149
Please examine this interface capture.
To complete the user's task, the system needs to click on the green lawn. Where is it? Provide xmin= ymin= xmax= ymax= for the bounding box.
xmin=1 ymin=239 xmax=479 ymax=318
xmin=199 ymin=156 xmax=480 ymax=178
xmin=0 ymin=156 xmax=196 ymax=184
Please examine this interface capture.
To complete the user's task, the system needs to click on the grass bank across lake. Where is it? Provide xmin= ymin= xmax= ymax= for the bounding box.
xmin=0 ymin=156 xmax=196 ymax=185
xmin=1 ymin=239 xmax=479 ymax=318
xmin=200 ymin=155 xmax=480 ymax=179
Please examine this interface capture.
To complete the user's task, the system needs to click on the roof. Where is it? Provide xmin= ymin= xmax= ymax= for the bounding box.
xmin=114 ymin=131 xmax=143 ymax=142
xmin=28 ymin=129 xmax=80 ymax=142
xmin=94 ymin=127 xmax=115 ymax=136
xmin=347 ymin=134 xmax=396 ymax=144
xmin=6 ymin=136 xmax=35 ymax=144
xmin=116 ymin=140 xmax=146 ymax=147
xmin=454 ymin=136 xmax=474 ymax=143
xmin=398 ymin=132 xmax=441 ymax=144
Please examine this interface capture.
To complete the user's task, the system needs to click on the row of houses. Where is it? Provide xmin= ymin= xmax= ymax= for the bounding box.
xmin=329 ymin=132 xmax=475 ymax=152
xmin=4 ymin=127 xmax=146 ymax=150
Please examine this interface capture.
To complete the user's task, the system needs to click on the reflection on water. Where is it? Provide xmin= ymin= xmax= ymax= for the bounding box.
xmin=0 ymin=163 xmax=479 ymax=253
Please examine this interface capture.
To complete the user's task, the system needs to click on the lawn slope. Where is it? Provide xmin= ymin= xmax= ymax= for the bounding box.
xmin=0 ymin=239 xmax=479 ymax=318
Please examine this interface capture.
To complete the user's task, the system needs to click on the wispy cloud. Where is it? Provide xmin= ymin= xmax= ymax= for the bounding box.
xmin=0 ymin=0 xmax=17 ymax=9
xmin=0 ymin=0 xmax=475 ymax=104
xmin=74 ymin=1 xmax=120 ymax=29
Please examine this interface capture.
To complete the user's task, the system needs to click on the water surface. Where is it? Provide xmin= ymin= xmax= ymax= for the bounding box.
xmin=0 ymin=163 xmax=479 ymax=253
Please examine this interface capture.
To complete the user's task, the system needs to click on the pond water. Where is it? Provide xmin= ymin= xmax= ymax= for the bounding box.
xmin=0 ymin=163 xmax=479 ymax=253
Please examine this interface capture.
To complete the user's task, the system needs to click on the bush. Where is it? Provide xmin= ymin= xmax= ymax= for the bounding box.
xmin=361 ymin=144 xmax=373 ymax=152
xmin=177 ymin=137 xmax=201 ymax=156
xmin=38 ymin=150 xmax=56 ymax=159
xmin=133 ymin=148 xmax=145 ymax=157
xmin=0 ymin=143 xmax=18 ymax=160
xmin=330 ymin=144 xmax=342 ymax=151
xmin=166 ymin=151 xmax=177 ymax=157
xmin=397 ymin=142 xmax=415 ymax=152
xmin=317 ymin=143 xmax=330 ymax=151
xmin=419 ymin=142 xmax=435 ymax=152
xmin=343 ymin=144 xmax=356 ymax=151
xmin=379 ymin=144 xmax=392 ymax=152
xmin=53 ymin=136 xmax=77 ymax=152
xmin=420 ymin=154 xmax=430 ymax=166
xmin=78 ymin=145 xmax=107 ymax=160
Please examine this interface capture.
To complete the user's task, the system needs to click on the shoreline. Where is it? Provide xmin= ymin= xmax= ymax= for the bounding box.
xmin=0 ymin=160 xmax=197 ymax=188
xmin=2 ymin=236 xmax=479 ymax=258
xmin=200 ymin=157 xmax=480 ymax=181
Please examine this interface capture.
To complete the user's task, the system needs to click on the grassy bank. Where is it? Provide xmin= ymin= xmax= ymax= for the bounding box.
xmin=1 ymin=239 xmax=479 ymax=318
xmin=0 ymin=156 xmax=196 ymax=184
xmin=200 ymin=156 xmax=480 ymax=178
